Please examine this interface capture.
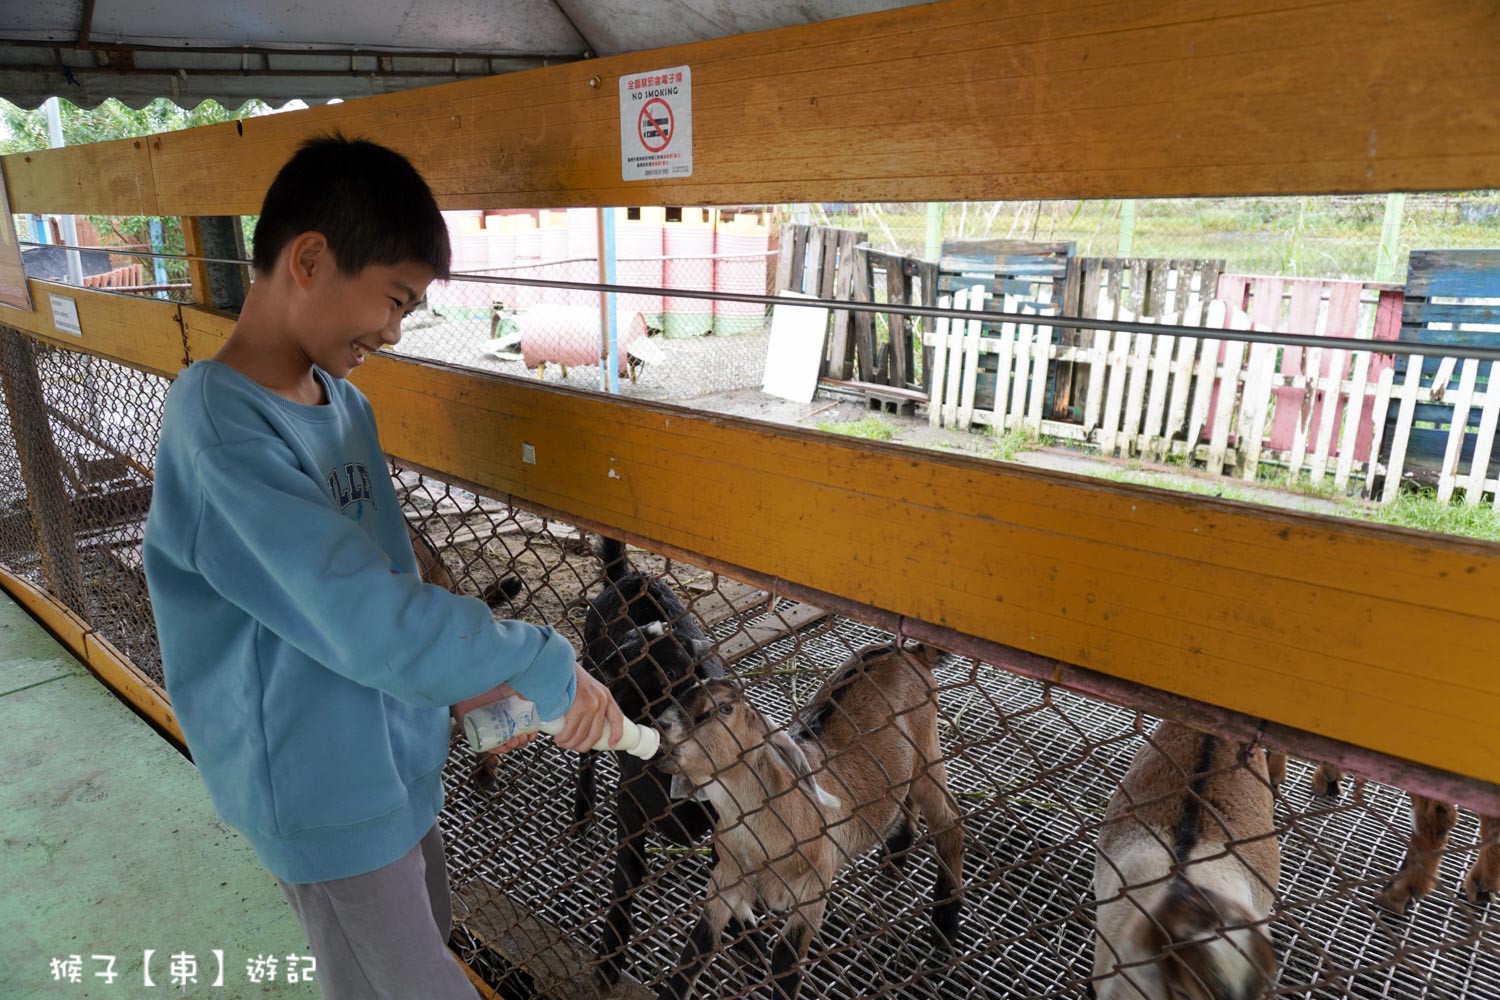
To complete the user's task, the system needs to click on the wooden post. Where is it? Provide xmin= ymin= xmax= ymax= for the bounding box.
xmin=182 ymin=216 xmax=249 ymax=312
xmin=0 ymin=328 xmax=88 ymax=614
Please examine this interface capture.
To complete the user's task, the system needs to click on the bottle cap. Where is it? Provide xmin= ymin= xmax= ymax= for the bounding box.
xmin=628 ymin=725 xmax=661 ymax=760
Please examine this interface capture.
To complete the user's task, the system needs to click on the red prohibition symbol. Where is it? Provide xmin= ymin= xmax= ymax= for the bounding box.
xmin=638 ymin=98 xmax=674 ymax=152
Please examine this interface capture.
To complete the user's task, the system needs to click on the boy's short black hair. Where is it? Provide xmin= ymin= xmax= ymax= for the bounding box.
xmin=251 ymin=133 xmax=451 ymax=279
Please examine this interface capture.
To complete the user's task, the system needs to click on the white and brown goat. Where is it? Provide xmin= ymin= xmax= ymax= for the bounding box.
xmin=1094 ymin=722 xmax=1281 ymax=1000
xmin=656 ymin=641 xmax=965 ymax=1000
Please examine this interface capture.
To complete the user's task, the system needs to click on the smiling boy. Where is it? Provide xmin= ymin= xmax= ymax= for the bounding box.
xmin=143 ymin=135 xmax=624 ymax=999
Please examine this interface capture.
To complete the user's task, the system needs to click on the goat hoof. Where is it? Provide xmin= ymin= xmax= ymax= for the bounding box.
xmin=1462 ymin=875 xmax=1495 ymax=905
xmin=1313 ymin=776 xmax=1342 ymax=798
xmin=1375 ymin=881 xmax=1418 ymax=914
xmin=474 ymin=762 xmax=503 ymax=796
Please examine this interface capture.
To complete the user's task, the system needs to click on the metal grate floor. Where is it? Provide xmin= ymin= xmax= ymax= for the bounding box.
xmin=440 ymin=607 xmax=1500 ymax=999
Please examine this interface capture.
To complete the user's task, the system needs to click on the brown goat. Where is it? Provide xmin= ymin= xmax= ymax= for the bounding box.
xmin=1094 ymin=721 xmax=1281 ymax=1000
xmin=655 ymin=641 xmax=965 ymax=1000
xmin=1310 ymin=764 xmax=1500 ymax=912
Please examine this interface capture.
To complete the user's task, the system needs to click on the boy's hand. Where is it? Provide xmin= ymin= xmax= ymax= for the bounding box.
xmin=451 ymin=683 xmax=536 ymax=754
xmin=554 ymin=663 xmax=626 ymax=753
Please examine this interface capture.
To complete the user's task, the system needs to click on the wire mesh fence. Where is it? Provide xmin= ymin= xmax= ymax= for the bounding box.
xmin=395 ymin=260 xmax=774 ymax=403
xmin=2 ymin=326 xmax=1498 ymax=999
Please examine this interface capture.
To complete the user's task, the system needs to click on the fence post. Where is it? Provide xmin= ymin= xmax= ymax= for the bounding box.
xmin=0 ymin=328 xmax=88 ymax=614
xmin=1374 ymin=193 xmax=1407 ymax=283
xmin=924 ymin=203 xmax=945 ymax=262
xmin=1117 ymin=200 xmax=1137 ymax=257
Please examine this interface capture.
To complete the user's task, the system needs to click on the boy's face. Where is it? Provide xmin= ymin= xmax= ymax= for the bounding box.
xmin=286 ymin=234 xmax=434 ymax=379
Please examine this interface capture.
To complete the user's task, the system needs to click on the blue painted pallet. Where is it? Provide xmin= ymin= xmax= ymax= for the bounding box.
xmin=1384 ymin=250 xmax=1500 ymax=483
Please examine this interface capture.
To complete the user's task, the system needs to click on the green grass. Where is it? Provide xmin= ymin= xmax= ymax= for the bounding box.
xmin=1075 ymin=462 xmax=1500 ymax=543
xmin=815 ymin=416 xmax=897 ymax=441
xmin=1254 ymin=467 xmax=1346 ymax=501
xmin=988 ymin=427 xmax=1041 ymax=462
xmin=1353 ymin=490 xmax=1500 ymax=542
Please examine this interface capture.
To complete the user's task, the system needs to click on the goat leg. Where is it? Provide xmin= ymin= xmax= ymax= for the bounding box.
xmin=914 ymin=766 xmax=966 ymax=948
xmin=1462 ymin=814 xmax=1500 ymax=905
xmin=1376 ymin=794 xmax=1458 ymax=913
xmin=655 ymin=896 xmax=732 ymax=1000
xmin=877 ymin=806 xmax=918 ymax=870
xmin=1312 ymin=763 xmax=1345 ymax=798
xmin=597 ymin=799 xmax=651 ymax=990
xmin=573 ymin=753 xmax=597 ymax=832
xmin=725 ymin=915 xmax=773 ymax=964
xmin=768 ymin=901 xmax=825 ymax=1000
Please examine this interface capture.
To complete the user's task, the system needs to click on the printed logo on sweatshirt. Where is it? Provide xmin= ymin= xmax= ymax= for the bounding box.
xmin=326 ymin=463 xmax=376 ymax=520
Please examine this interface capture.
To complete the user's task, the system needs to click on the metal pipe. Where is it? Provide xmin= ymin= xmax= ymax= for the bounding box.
xmin=19 ymin=241 xmax=248 ymax=267
xmin=43 ymin=98 xmax=84 ymax=288
xmin=28 ymin=240 xmax=1479 ymax=363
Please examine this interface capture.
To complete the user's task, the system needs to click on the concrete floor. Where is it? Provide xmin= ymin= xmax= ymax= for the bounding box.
xmin=0 ymin=593 xmax=308 ymax=998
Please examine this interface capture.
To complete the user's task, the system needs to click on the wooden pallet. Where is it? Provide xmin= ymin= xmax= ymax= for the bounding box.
xmin=1381 ymin=249 xmax=1500 ymax=498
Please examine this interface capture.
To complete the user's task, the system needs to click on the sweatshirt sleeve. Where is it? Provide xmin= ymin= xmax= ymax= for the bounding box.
xmin=188 ymin=436 xmax=577 ymax=717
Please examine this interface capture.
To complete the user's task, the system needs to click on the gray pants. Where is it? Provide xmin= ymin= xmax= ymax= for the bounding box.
xmin=276 ymin=822 xmax=479 ymax=1000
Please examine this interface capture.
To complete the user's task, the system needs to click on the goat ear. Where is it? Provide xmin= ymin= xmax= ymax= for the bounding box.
xmin=767 ymin=731 xmax=842 ymax=810
xmin=614 ymin=631 xmax=647 ymax=661
xmin=669 ymin=773 xmax=711 ymax=802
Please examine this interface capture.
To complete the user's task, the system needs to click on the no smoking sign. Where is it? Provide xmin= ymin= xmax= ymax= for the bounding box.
xmin=620 ymin=65 xmax=692 ymax=181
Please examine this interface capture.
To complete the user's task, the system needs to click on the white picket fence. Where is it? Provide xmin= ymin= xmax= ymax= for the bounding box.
xmin=925 ymin=283 xmax=1496 ymax=504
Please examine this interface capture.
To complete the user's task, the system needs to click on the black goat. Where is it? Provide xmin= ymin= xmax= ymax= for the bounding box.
xmin=580 ymin=536 xmax=727 ymax=989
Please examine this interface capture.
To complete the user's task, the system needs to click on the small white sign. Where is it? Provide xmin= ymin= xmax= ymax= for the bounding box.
xmin=49 ymin=293 xmax=82 ymax=337
xmin=762 ymin=291 xmax=830 ymax=404
xmin=619 ymin=65 xmax=692 ymax=182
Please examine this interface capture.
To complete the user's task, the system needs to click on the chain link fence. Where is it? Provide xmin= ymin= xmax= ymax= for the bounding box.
xmin=2 ymin=325 xmax=1498 ymax=999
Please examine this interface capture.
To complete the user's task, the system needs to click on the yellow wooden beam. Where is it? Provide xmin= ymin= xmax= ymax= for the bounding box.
xmin=0 ymin=565 xmax=184 ymax=747
xmin=1 ymin=135 xmax=159 ymax=218
xmin=4 ymin=0 xmax=1498 ymax=216
xmin=0 ymin=280 xmax=187 ymax=379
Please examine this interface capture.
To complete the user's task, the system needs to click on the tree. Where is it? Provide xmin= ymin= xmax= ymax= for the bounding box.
xmin=1 ymin=97 xmax=266 ymax=282
xmin=0 ymin=96 xmax=264 ymax=154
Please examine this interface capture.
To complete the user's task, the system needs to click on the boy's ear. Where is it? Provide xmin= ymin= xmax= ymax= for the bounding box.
xmin=286 ymin=232 xmax=330 ymax=290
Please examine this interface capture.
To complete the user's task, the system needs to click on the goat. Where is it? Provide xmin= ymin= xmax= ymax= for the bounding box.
xmin=579 ymin=536 xmax=728 ymax=990
xmin=1093 ymin=721 xmax=1281 ymax=1000
xmin=656 ymin=640 xmax=965 ymax=1000
xmin=1308 ymin=764 xmax=1499 ymax=912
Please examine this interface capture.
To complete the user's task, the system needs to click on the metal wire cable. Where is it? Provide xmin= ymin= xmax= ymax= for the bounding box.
xmin=19 ymin=240 xmax=249 ymax=267
xmin=24 ymin=240 xmax=1493 ymax=363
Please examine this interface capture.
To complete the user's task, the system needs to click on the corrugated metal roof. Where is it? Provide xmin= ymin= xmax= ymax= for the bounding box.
xmin=0 ymin=0 xmax=926 ymax=109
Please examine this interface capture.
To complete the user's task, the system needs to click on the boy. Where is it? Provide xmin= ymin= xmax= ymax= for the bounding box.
xmin=142 ymin=134 xmax=625 ymax=1000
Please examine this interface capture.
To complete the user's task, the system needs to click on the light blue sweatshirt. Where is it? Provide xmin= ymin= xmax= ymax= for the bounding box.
xmin=143 ymin=361 xmax=576 ymax=884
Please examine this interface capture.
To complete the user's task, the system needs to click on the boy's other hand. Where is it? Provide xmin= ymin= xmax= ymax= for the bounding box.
xmin=554 ymin=663 xmax=626 ymax=753
xmin=451 ymin=683 xmax=537 ymax=754
xmin=450 ymin=682 xmax=519 ymax=726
